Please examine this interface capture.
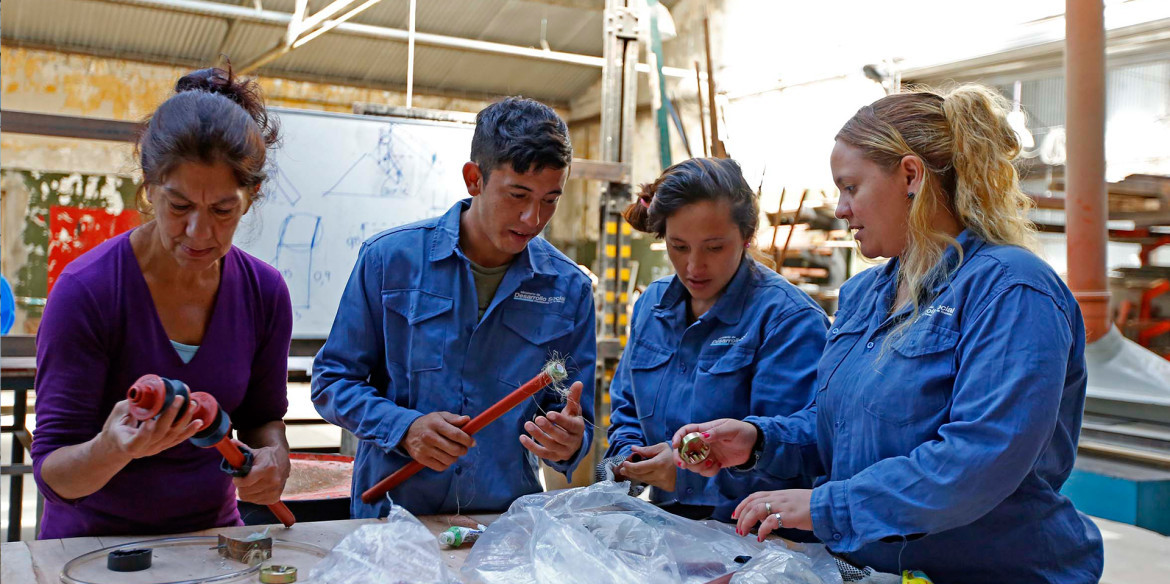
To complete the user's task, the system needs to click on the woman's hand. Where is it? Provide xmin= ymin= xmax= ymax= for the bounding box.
xmin=732 ymin=489 xmax=814 ymax=540
xmin=670 ymin=418 xmax=758 ymax=476
xmin=618 ymin=442 xmax=677 ymax=491
xmin=231 ymin=439 xmax=290 ymax=506
xmin=101 ymin=397 xmax=203 ymax=461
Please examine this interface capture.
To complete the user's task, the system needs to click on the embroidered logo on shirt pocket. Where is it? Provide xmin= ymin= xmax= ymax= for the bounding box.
xmin=861 ymin=323 xmax=958 ymax=426
xmin=383 ymin=289 xmax=453 ymax=372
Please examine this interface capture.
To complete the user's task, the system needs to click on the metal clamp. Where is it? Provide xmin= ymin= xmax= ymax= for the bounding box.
xmin=608 ymin=7 xmax=640 ymax=40
xmin=221 ymin=448 xmax=255 ymax=478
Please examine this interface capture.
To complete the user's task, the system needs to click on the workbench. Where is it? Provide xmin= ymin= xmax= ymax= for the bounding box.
xmin=0 ymin=514 xmax=497 ymax=584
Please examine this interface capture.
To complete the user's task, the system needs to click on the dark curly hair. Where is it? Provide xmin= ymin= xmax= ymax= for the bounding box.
xmin=137 ymin=65 xmax=279 ymax=208
xmin=470 ymin=96 xmax=572 ymax=184
xmin=623 ymin=157 xmax=759 ymax=240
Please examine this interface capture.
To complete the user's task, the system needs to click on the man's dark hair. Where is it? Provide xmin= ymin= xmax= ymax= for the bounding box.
xmin=470 ymin=96 xmax=572 ymax=184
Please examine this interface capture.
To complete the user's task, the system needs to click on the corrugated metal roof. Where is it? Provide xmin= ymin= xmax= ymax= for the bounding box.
xmin=1 ymin=0 xmax=627 ymax=104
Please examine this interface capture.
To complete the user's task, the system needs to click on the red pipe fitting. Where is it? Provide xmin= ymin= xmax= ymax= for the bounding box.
xmin=125 ymin=375 xmax=296 ymax=527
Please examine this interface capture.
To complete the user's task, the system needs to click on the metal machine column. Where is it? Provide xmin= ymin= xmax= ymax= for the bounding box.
xmin=593 ymin=0 xmax=640 ymax=466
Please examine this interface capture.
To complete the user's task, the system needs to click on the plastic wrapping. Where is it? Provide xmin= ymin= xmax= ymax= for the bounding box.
xmin=308 ymin=505 xmax=458 ymax=584
xmin=462 ymin=481 xmax=843 ymax=584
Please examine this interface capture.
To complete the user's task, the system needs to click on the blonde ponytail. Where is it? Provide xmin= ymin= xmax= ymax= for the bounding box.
xmin=942 ymin=85 xmax=1036 ymax=249
xmin=836 ymin=83 xmax=1036 ymax=342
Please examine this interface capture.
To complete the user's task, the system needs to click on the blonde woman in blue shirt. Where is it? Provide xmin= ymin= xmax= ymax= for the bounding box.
xmin=674 ymin=86 xmax=1103 ymax=583
xmin=604 ymin=157 xmax=829 ymax=526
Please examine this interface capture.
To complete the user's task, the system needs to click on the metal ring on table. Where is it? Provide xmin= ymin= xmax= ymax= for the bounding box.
xmin=60 ymin=536 xmax=329 ymax=584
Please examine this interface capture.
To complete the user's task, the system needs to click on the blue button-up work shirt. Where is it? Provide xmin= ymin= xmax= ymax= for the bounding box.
xmin=312 ymin=199 xmax=596 ymax=518
xmin=747 ymin=230 xmax=1104 ymax=583
xmin=607 ymin=257 xmax=829 ymax=519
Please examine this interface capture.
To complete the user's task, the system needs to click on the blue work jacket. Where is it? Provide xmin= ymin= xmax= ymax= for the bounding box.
xmin=745 ymin=230 xmax=1104 ymax=583
xmin=607 ymin=257 xmax=829 ymax=520
xmin=312 ymin=199 xmax=596 ymax=518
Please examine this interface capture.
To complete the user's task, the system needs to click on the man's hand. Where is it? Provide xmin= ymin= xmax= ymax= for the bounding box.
xmin=520 ymin=381 xmax=585 ymax=463
xmin=402 ymin=412 xmax=476 ymax=472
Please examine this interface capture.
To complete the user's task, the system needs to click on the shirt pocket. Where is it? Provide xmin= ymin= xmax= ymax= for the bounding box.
xmin=818 ymin=312 xmax=867 ymax=388
xmin=697 ymin=347 xmax=755 ymax=420
xmin=382 ymin=289 xmax=454 ymax=372
xmin=626 ymin=341 xmax=674 ymax=420
xmin=496 ymin=308 xmax=575 ymax=388
xmin=861 ymin=323 xmax=958 ymax=426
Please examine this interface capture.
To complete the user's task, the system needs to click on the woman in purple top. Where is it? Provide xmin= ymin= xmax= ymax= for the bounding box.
xmin=31 ymin=68 xmax=293 ymax=539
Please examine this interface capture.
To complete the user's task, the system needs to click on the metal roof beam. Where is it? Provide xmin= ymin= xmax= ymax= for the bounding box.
xmin=238 ymin=0 xmax=388 ymax=74
xmin=90 ymin=0 xmax=693 ymax=78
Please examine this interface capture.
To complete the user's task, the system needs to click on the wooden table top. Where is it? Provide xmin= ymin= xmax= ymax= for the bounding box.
xmin=1 ymin=514 xmax=497 ymax=584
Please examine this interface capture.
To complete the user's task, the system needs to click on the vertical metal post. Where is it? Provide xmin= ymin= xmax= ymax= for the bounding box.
xmin=1065 ymin=0 xmax=1110 ymax=342
xmin=594 ymin=0 xmax=639 ymax=470
xmin=406 ymin=0 xmax=417 ymax=108
xmin=647 ymin=0 xmax=672 ymax=171
xmin=6 ymin=387 xmax=27 ymax=541
xmin=702 ymin=11 xmax=726 ymax=158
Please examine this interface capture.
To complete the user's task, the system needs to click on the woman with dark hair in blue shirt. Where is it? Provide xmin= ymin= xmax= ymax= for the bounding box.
xmin=603 ymin=157 xmax=829 ymax=523
xmin=673 ymin=86 xmax=1104 ymax=583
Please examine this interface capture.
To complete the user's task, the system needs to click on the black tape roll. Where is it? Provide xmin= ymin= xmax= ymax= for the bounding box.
xmin=107 ymin=548 xmax=152 ymax=572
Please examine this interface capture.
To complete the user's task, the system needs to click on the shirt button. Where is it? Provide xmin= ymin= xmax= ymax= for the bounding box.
xmin=454 ymin=466 xmax=463 ymax=475
xmin=686 ymin=487 xmax=694 ymax=494
xmin=463 ymin=396 xmax=470 ymax=406
xmin=866 ymin=341 xmax=875 ymax=349
xmin=831 ymin=328 xmax=840 ymax=334
xmin=833 ymin=533 xmax=842 ymax=541
xmin=679 ymin=364 xmax=687 ymax=373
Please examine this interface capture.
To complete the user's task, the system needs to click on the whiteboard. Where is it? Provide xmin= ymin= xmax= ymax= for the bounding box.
xmin=236 ymin=107 xmax=474 ymax=338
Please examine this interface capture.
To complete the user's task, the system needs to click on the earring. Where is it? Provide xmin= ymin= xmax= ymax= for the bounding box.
xmin=907 ymin=191 xmax=916 ymax=199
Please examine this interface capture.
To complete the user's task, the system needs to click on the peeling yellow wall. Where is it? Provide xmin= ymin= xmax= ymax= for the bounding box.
xmin=1 ymin=46 xmax=493 ymax=122
xmin=0 ymin=46 xmax=498 ymax=174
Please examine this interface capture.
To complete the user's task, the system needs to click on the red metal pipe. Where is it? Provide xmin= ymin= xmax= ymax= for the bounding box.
xmin=1065 ymin=0 xmax=1110 ymax=342
xmin=361 ymin=362 xmax=568 ymax=504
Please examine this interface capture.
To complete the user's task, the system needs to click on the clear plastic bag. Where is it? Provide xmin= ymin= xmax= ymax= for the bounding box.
xmin=462 ymin=481 xmax=843 ymax=584
xmin=308 ymin=504 xmax=458 ymax=584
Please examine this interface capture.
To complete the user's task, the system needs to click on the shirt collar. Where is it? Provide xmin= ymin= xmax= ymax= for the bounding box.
xmin=873 ymin=228 xmax=988 ymax=321
xmin=655 ymin=255 xmax=755 ymax=325
xmin=428 ymin=198 xmax=558 ymax=278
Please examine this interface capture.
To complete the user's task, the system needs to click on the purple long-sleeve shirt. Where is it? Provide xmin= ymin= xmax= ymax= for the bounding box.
xmin=31 ymin=231 xmax=292 ymax=539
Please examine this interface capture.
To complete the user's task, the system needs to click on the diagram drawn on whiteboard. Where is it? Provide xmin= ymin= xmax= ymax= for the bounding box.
xmin=324 ymin=126 xmax=448 ymax=206
xmin=273 ymin=213 xmax=323 ymax=311
xmin=264 ymin=165 xmax=304 ymax=207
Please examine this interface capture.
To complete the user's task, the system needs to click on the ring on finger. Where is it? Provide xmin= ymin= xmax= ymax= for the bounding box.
xmin=772 ymin=513 xmax=784 ymax=528
xmin=765 ymin=502 xmax=772 ymax=514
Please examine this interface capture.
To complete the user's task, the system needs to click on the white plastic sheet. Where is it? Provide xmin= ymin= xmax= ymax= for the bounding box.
xmin=462 ymin=481 xmax=842 ymax=584
xmin=309 ymin=505 xmax=458 ymax=584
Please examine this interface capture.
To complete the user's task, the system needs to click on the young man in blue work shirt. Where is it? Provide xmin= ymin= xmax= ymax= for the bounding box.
xmin=312 ymin=97 xmax=596 ymax=518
